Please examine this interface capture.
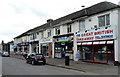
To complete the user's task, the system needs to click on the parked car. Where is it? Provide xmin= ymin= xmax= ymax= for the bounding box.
xmin=2 ymin=52 xmax=10 ymax=57
xmin=26 ymin=54 xmax=46 ymax=65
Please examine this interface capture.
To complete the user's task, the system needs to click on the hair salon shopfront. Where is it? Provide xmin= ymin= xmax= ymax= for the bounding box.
xmin=53 ymin=33 xmax=74 ymax=59
xmin=76 ymin=26 xmax=117 ymax=65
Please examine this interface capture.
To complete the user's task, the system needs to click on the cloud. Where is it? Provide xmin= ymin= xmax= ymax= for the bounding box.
xmin=0 ymin=0 xmax=119 ymax=43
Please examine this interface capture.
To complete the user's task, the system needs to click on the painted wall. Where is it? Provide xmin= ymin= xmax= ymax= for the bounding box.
xmin=60 ymin=25 xmax=67 ymax=35
xmin=72 ymin=21 xmax=79 ymax=33
xmin=72 ymin=9 xmax=119 ymax=61
xmin=118 ymin=8 xmax=120 ymax=62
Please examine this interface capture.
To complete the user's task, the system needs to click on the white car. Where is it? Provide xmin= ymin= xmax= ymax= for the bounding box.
xmin=2 ymin=52 xmax=10 ymax=57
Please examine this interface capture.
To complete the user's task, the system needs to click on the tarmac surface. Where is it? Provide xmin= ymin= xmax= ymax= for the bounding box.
xmin=9 ymin=54 xmax=118 ymax=75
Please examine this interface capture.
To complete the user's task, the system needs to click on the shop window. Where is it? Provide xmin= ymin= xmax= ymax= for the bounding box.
xmin=77 ymin=43 xmax=81 ymax=45
xmin=94 ymin=45 xmax=107 ymax=63
xmin=55 ymin=44 xmax=62 ymax=58
xmin=99 ymin=41 xmax=106 ymax=44
xmin=82 ymin=42 xmax=87 ymax=45
xmin=66 ymin=42 xmax=73 ymax=53
xmin=107 ymin=41 xmax=113 ymax=44
xmin=98 ymin=14 xmax=110 ymax=27
xmin=93 ymin=41 xmax=99 ymax=45
xmin=86 ymin=42 xmax=92 ymax=45
xmin=82 ymin=45 xmax=92 ymax=61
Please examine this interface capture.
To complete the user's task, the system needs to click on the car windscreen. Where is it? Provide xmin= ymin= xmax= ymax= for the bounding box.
xmin=35 ymin=55 xmax=43 ymax=59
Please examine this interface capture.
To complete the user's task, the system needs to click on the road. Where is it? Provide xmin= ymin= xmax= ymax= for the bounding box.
xmin=2 ymin=56 xmax=96 ymax=75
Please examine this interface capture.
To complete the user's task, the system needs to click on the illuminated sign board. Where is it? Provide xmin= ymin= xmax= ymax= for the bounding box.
xmin=76 ymin=26 xmax=116 ymax=42
xmin=53 ymin=36 xmax=73 ymax=42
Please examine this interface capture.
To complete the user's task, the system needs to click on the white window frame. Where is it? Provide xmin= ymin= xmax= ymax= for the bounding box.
xmin=48 ymin=30 xmax=51 ymax=37
xmin=41 ymin=31 xmax=44 ymax=38
xmin=98 ymin=14 xmax=110 ymax=27
xmin=55 ymin=28 xmax=60 ymax=35
xmin=79 ymin=20 xmax=85 ymax=32
xmin=67 ymin=24 xmax=72 ymax=33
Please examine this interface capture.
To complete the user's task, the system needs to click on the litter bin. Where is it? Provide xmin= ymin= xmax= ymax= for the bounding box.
xmin=65 ymin=56 xmax=70 ymax=66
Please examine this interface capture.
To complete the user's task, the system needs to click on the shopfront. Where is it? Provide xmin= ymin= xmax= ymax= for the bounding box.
xmin=30 ymin=41 xmax=39 ymax=53
xmin=53 ymin=33 xmax=74 ymax=59
xmin=17 ymin=42 xmax=30 ymax=53
xmin=76 ymin=26 xmax=116 ymax=64
xmin=40 ymin=38 xmax=52 ymax=57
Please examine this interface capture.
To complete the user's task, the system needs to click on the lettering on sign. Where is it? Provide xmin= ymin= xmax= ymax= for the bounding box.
xmin=76 ymin=26 xmax=116 ymax=41
xmin=54 ymin=36 xmax=73 ymax=42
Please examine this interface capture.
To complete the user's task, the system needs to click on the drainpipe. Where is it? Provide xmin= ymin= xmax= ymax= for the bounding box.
xmin=118 ymin=3 xmax=120 ymax=65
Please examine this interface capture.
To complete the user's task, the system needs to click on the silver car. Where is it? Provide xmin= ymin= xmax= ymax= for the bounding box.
xmin=2 ymin=52 xmax=10 ymax=57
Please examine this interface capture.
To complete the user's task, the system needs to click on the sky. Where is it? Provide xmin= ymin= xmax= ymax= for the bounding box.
xmin=0 ymin=0 xmax=119 ymax=43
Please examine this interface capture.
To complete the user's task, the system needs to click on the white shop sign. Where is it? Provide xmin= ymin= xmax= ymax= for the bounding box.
xmin=76 ymin=26 xmax=116 ymax=42
xmin=40 ymin=38 xmax=52 ymax=43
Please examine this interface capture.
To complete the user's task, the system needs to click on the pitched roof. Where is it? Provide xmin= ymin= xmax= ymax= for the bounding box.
xmin=14 ymin=1 xmax=120 ymax=39
xmin=52 ymin=1 xmax=119 ymax=25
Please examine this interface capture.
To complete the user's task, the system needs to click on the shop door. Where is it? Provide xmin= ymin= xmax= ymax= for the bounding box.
xmin=81 ymin=42 xmax=93 ymax=61
xmin=107 ymin=42 xmax=114 ymax=64
xmin=42 ymin=45 xmax=48 ymax=56
xmin=61 ymin=46 xmax=66 ymax=58
xmin=82 ymin=45 xmax=93 ymax=61
xmin=94 ymin=44 xmax=107 ymax=63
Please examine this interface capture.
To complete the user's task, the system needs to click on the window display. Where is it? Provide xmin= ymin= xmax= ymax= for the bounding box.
xmin=94 ymin=45 xmax=107 ymax=63
xmin=77 ymin=40 xmax=114 ymax=64
xmin=82 ymin=45 xmax=92 ymax=61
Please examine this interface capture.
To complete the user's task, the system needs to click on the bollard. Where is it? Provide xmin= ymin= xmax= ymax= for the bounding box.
xmin=65 ymin=56 xmax=70 ymax=66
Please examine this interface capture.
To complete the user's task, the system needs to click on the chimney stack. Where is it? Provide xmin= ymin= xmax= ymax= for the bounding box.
xmin=47 ymin=19 xmax=53 ymax=23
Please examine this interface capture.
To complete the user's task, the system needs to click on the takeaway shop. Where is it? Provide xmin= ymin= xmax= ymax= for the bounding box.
xmin=76 ymin=26 xmax=116 ymax=64
xmin=53 ymin=33 xmax=74 ymax=59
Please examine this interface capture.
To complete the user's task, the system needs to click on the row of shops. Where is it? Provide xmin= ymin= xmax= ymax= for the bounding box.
xmin=14 ymin=26 xmax=117 ymax=65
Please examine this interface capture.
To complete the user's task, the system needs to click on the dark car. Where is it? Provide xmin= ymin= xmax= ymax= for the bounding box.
xmin=26 ymin=54 xmax=46 ymax=65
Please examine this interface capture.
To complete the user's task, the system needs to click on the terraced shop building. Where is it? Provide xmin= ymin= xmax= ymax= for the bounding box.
xmin=14 ymin=1 xmax=120 ymax=65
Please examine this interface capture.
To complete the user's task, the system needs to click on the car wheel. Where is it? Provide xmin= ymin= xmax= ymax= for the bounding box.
xmin=43 ymin=62 xmax=46 ymax=65
xmin=31 ymin=61 xmax=35 ymax=65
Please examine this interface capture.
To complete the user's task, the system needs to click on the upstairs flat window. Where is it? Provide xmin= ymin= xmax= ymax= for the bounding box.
xmin=79 ymin=20 xmax=85 ymax=32
xmin=33 ymin=34 xmax=36 ymax=39
xmin=41 ymin=32 xmax=44 ymax=38
xmin=67 ymin=24 xmax=72 ymax=33
xmin=48 ymin=30 xmax=51 ymax=37
xmin=98 ymin=14 xmax=110 ymax=27
xmin=56 ymin=28 xmax=60 ymax=35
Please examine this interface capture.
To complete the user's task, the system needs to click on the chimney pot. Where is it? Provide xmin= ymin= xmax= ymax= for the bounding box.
xmin=47 ymin=19 xmax=53 ymax=22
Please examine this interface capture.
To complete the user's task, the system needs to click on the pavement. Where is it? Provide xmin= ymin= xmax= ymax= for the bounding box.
xmin=9 ymin=54 xmax=118 ymax=75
